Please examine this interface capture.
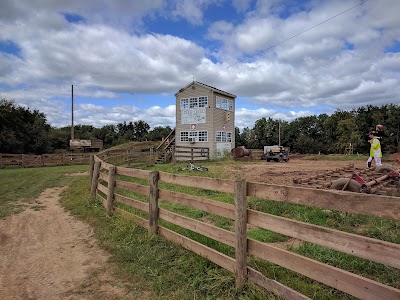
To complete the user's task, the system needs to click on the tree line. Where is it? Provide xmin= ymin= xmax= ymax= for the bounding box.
xmin=1 ymin=98 xmax=399 ymax=155
xmin=0 ymin=99 xmax=171 ymax=154
xmin=235 ymin=104 xmax=400 ymax=154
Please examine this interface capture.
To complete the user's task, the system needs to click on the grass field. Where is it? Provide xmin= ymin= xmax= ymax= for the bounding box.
xmin=1 ymin=160 xmax=399 ymax=299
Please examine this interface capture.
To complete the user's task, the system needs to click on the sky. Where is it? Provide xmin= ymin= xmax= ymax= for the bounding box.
xmin=0 ymin=0 xmax=399 ymax=130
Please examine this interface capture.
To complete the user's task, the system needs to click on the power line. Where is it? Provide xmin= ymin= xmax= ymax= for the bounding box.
xmin=198 ymin=0 xmax=369 ymax=82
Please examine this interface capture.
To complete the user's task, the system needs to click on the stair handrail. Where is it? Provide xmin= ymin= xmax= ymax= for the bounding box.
xmin=156 ymin=128 xmax=176 ymax=150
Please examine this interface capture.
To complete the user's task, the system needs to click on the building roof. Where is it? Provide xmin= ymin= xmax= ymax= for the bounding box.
xmin=175 ymin=81 xmax=236 ymax=98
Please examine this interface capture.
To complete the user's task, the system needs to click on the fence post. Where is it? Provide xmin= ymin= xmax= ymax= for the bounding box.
xmin=90 ymin=161 xmax=101 ymax=200
xmin=41 ymin=154 xmax=44 ymax=167
xmin=89 ymin=155 xmax=95 ymax=184
xmin=148 ymin=170 xmax=159 ymax=235
xmin=21 ymin=154 xmax=25 ymax=168
xmin=234 ymin=180 xmax=248 ymax=289
xmin=106 ymin=166 xmax=116 ymax=215
xmin=191 ymin=148 xmax=194 ymax=162
xmin=0 ymin=154 xmax=2 ymax=169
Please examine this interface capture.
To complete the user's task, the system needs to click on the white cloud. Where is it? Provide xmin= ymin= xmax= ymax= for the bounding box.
xmin=235 ymin=107 xmax=314 ymax=129
xmin=1 ymin=0 xmax=400 ymax=131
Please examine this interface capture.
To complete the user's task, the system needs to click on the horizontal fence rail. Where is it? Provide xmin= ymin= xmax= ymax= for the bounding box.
xmin=90 ymin=155 xmax=400 ymax=300
xmin=174 ymin=146 xmax=210 ymax=162
xmin=0 ymin=153 xmax=91 ymax=168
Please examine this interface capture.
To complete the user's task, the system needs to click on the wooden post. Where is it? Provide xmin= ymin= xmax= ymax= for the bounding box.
xmin=106 ymin=166 xmax=116 ymax=215
xmin=191 ymin=148 xmax=194 ymax=162
xmin=41 ymin=154 xmax=44 ymax=167
xmin=234 ymin=180 xmax=248 ymax=289
xmin=90 ymin=161 xmax=101 ymax=200
xmin=148 ymin=170 xmax=159 ymax=235
xmin=150 ymin=147 xmax=154 ymax=164
xmin=89 ymin=155 xmax=95 ymax=184
xmin=172 ymin=145 xmax=176 ymax=164
xmin=21 ymin=154 xmax=25 ymax=168
xmin=0 ymin=154 xmax=2 ymax=169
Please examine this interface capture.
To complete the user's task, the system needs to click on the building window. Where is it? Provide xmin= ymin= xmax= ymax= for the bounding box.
xmin=180 ymin=98 xmax=189 ymax=109
xmin=180 ymin=131 xmax=189 ymax=142
xmin=216 ymin=96 xmax=233 ymax=111
xmin=180 ymin=131 xmax=208 ymax=142
xmin=181 ymin=96 xmax=208 ymax=109
xmin=189 ymin=97 xmax=198 ymax=108
xmin=198 ymin=96 xmax=208 ymax=107
xmin=198 ymin=131 xmax=208 ymax=142
xmin=216 ymin=131 xmax=232 ymax=142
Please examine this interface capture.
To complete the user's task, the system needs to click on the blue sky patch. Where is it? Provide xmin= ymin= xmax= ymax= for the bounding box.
xmin=385 ymin=40 xmax=400 ymax=53
xmin=62 ymin=13 xmax=85 ymax=24
xmin=0 ymin=40 xmax=21 ymax=57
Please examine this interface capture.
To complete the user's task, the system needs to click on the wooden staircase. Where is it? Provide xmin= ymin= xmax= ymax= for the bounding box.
xmin=155 ymin=128 xmax=175 ymax=164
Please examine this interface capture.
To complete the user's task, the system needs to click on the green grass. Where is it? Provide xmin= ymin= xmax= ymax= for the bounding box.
xmin=3 ymin=161 xmax=399 ymax=299
xmin=0 ymin=165 xmax=88 ymax=218
xmin=61 ymin=175 xmax=275 ymax=299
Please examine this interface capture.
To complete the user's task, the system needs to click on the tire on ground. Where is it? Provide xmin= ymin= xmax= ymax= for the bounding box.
xmin=330 ymin=178 xmax=361 ymax=192
xmin=375 ymin=165 xmax=395 ymax=173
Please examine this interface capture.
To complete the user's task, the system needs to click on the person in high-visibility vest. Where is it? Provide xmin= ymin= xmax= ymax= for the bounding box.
xmin=367 ymin=131 xmax=382 ymax=168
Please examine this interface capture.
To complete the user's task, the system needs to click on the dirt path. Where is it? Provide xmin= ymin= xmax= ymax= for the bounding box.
xmin=0 ymin=187 xmax=137 ymax=300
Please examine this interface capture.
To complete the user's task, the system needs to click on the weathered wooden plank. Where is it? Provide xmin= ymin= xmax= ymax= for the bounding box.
xmin=158 ymin=189 xmax=235 ymax=219
xmin=158 ymin=226 xmax=235 ymax=273
xmin=159 ymin=172 xmax=234 ymax=194
xmin=100 ymin=161 xmax=113 ymax=170
xmin=115 ymin=179 xmax=149 ymax=195
xmin=99 ymin=172 xmax=108 ymax=183
xmin=158 ymin=208 xmax=235 ymax=247
xmin=114 ymin=193 xmax=148 ymax=212
xmin=235 ymin=180 xmax=247 ymax=289
xmin=115 ymin=166 xmax=150 ymax=179
xmin=90 ymin=161 xmax=101 ymax=199
xmin=98 ymin=194 xmax=107 ymax=208
xmin=247 ymin=182 xmax=400 ymax=220
xmin=247 ymin=209 xmax=400 ymax=269
xmin=248 ymin=239 xmax=400 ymax=300
xmin=97 ymin=182 xmax=108 ymax=195
xmin=106 ymin=166 xmax=116 ymax=215
xmin=115 ymin=207 xmax=149 ymax=229
xmin=149 ymin=171 xmax=159 ymax=235
xmin=247 ymin=268 xmax=311 ymax=300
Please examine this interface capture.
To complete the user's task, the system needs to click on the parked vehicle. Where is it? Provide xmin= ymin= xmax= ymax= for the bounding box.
xmin=261 ymin=145 xmax=289 ymax=162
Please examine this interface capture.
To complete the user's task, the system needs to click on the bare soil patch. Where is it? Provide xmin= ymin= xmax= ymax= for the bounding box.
xmin=0 ymin=187 xmax=143 ymax=300
xmin=223 ymin=157 xmax=367 ymax=185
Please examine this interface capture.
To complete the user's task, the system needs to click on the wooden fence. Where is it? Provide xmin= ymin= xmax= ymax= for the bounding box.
xmin=173 ymin=146 xmax=210 ymax=162
xmin=90 ymin=155 xmax=400 ymax=300
xmin=0 ymin=153 xmax=91 ymax=168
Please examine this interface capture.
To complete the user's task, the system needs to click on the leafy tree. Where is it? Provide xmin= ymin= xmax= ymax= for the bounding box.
xmin=147 ymin=126 xmax=172 ymax=141
xmin=133 ymin=120 xmax=150 ymax=141
xmin=0 ymin=99 xmax=50 ymax=154
xmin=336 ymin=118 xmax=362 ymax=153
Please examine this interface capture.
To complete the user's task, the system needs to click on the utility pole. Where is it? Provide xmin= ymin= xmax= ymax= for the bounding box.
xmin=278 ymin=120 xmax=281 ymax=146
xmin=71 ymin=84 xmax=74 ymax=141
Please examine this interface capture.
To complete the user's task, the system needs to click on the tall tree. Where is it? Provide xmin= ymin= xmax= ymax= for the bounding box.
xmin=0 ymin=99 xmax=51 ymax=154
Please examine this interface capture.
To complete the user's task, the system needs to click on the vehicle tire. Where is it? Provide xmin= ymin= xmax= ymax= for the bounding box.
xmin=375 ymin=166 xmax=395 ymax=173
xmin=330 ymin=178 xmax=361 ymax=192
